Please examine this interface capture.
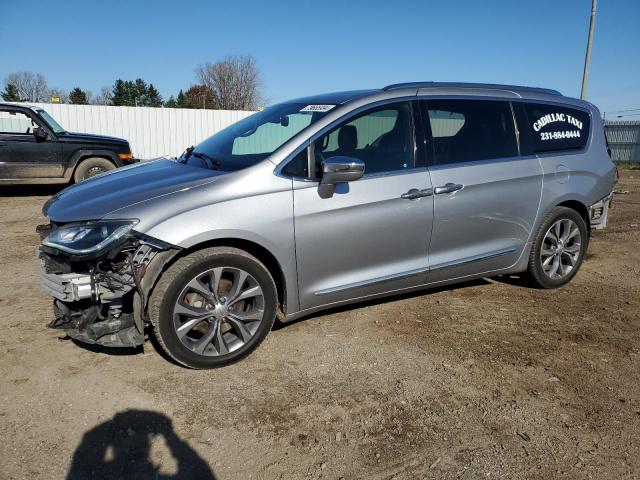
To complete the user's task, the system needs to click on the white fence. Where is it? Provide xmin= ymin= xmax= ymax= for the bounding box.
xmin=15 ymin=103 xmax=255 ymax=159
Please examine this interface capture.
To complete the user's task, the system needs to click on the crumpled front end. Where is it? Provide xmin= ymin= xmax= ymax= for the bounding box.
xmin=37 ymin=223 xmax=179 ymax=347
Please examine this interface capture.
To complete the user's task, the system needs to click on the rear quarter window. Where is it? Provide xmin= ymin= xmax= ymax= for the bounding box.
xmin=524 ymin=103 xmax=590 ymax=153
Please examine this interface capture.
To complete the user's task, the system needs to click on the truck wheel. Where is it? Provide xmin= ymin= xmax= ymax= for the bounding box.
xmin=149 ymin=247 xmax=277 ymax=369
xmin=527 ymin=206 xmax=588 ymax=289
xmin=73 ymin=157 xmax=116 ymax=183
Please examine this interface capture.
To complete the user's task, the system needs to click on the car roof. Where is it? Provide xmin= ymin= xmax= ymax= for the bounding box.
xmin=381 ymin=81 xmax=563 ymax=97
xmin=283 ymin=82 xmax=571 ymax=109
xmin=0 ymin=102 xmax=40 ymax=110
xmin=284 ymin=90 xmax=379 ymax=106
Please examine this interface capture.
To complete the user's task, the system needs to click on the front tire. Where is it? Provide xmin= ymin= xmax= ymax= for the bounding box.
xmin=149 ymin=247 xmax=277 ymax=369
xmin=73 ymin=157 xmax=116 ymax=183
xmin=527 ymin=206 xmax=588 ymax=289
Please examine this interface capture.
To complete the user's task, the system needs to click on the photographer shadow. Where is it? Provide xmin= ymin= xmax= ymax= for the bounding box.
xmin=66 ymin=409 xmax=215 ymax=480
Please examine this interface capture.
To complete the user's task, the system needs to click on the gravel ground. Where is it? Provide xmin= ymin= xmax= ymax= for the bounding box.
xmin=0 ymin=171 xmax=638 ymax=480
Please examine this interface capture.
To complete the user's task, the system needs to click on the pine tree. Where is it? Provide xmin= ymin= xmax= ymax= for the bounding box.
xmin=176 ymin=89 xmax=188 ymax=108
xmin=147 ymin=84 xmax=163 ymax=107
xmin=111 ymin=80 xmax=128 ymax=106
xmin=134 ymin=78 xmax=149 ymax=106
xmin=164 ymin=96 xmax=178 ymax=108
xmin=69 ymin=87 xmax=88 ymax=105
xmin=110 ymin=78 xmax=164 ymax=107
xmin=2 ymin=83 xmax=21 ymax=101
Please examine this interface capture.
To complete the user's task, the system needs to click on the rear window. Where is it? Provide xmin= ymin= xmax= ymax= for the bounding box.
xmin=524 ymin=103 xmax=590 ymax=153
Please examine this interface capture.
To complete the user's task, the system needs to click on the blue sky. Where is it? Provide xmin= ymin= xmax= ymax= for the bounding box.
xmin=1 ymin=0 xmax=638 ymax=116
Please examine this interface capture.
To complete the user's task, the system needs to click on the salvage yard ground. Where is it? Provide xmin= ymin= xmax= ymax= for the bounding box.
xmin=0 ymin=171 xmax=638 ymax=479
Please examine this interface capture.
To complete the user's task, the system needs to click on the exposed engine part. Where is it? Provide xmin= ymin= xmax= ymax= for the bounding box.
xmin=38 ymin=233 xmax=179 ymax=348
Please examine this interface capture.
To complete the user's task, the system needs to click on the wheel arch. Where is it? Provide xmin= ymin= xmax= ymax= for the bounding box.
xmin=63 ymin=150 xmax=123 ymax=181
xmin=556 ymin=199 xmax=590 ymax=229
xmin=144 ymin=238 xmax=289 ymax=320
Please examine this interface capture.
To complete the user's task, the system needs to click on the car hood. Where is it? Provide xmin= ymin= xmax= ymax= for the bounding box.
xmin=58 ymin=131 xmax=128 ymax=145
xmin=43 ymin=159 xmax=224 ymax=222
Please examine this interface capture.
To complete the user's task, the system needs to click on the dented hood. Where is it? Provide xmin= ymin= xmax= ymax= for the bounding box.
xmin=43 ymin=159 xmax=224 ymax=222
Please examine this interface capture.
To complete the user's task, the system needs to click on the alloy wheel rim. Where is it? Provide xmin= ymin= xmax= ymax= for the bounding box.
xmin=540 ymin=219 xmax=582 ymax=280
xmin=86 ymin=166 xmax=106 ymax=178
xmin=173 ymin=267 xmax=265 ymax=356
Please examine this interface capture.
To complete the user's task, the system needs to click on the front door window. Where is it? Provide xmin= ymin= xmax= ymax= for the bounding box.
xmin=313 ymin=103 xmax=414 ymax=176
xmin=0 ymin=110 xmax=39 ymax=135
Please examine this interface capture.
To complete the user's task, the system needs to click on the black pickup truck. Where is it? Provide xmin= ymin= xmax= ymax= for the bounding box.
xmin=0 ymin=103 xmax=137 ymax=184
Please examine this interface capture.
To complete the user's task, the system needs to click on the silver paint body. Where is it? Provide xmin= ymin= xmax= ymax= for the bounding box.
xmin=43 ymin=85 xmax=616 ymax=321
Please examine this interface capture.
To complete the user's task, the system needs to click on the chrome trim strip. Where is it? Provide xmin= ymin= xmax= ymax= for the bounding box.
xmin=314 ymin=266 xmax=428 ymax=296
xmin=429 ymin=246 xmax=517 ymax=271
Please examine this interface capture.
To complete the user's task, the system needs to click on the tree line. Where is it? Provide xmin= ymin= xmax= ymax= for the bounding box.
xmin=1 ymin=55 xmax=262 ymax=111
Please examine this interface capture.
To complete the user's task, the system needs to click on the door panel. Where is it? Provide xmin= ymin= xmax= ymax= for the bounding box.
xmin=0 ymin=135 xmax=63 ymax=178
xmin=427 ymin=158 xmax=542 ymax=282
xmin=293 ymin=170 xmax=433 ymax=309
xmin=0 ymin=109 xmax=62 ymax=179
xmin=423 ymin=99 xmax=542 ymax=282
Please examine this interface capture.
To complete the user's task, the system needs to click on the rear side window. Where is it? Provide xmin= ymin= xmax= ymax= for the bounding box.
xmin=523 ymin=103 xmax=590 ymax=153
xmin=425 ymin=100 xmax=518 ymax=165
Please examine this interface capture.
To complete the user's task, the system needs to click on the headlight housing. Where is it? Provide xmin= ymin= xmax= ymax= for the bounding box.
xmin=43 ymin=220 xmax=138 ymax=255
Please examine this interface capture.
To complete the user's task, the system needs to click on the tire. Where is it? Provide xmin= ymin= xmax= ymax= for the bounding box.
xmin=527 ymin=206 xmax=588 ymax=289
xmin=73 ymin=157 xmax=116 ymax=183
xmin=149 ymin=247 xmax=277 ymax=369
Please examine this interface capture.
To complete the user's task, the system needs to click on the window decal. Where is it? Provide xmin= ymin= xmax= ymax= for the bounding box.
xmin=524 ymin=103 xmax=590 ymax=152
xmin=533 ymin=112 xmax=584 ymax=141
xmin=300 ymin=104 xmax=335 ymax=113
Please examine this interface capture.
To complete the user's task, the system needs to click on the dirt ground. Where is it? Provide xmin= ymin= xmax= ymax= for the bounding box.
xmin=0 ymin=171 xmax=638 ymax=480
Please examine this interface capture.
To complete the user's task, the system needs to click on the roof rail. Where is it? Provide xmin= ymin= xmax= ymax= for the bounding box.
xmin=382 ymin=82 xmax=562 ymax=96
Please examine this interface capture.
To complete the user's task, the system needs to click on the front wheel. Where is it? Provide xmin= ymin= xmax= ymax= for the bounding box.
xmin=149 ymin=247 xmax=277 ymax=369
xmin=73 ymin=157 xmax=116 ymax=183
xmin=527 ymin=206 xmax=588 ymax=289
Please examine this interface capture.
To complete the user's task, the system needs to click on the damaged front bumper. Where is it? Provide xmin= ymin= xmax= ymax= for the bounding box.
xmin=37 ymin=225 xmax=179 ymax=348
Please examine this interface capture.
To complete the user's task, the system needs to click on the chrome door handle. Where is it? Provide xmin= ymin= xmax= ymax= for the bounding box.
xmin=401 ymin=188 xmax=433 ymax=200
xmin=434 ymin=182 xmax=463 ymax=195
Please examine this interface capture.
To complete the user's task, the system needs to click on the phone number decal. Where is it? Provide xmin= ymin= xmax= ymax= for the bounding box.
xmin=540 ymin=130 xmax=581 ymax=141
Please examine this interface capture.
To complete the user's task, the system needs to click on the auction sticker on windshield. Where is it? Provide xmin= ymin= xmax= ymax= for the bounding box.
xmin=300 ymin=105 xmax=335 ymax=112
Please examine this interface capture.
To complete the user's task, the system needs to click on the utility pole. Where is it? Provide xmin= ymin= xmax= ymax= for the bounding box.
xmin=581 ymin=0 xmax=597 ymax=99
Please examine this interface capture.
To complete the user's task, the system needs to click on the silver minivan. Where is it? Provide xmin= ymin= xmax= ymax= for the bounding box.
xmin=38 ymin=82 xmax=616 ymax=368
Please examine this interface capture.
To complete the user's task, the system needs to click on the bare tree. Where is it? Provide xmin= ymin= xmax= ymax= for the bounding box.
xmin=81 ymin=86 xmax=110 ymax=106
xmin=195 ymin=55 xmax=262 ymax=110
xmin=4 ymin=72 xmax=49 ymax=102
xmin=47 ymin=87 xmax=69 ymax=104
xmin=92 ymin=86 xmax=113 ymax=105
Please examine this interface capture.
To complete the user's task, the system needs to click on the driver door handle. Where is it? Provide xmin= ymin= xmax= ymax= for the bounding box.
xmin=401 ymin=188 xmax=433 ymax=200
xmin=434 ymin=182 xmax=464 ymax=195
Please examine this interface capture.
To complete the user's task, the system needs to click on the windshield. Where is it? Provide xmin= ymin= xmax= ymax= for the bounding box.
xmin=181 ymin=102 xmax=335 ymax=171
xmin=36 ymin=109 xmax=65 ymax=134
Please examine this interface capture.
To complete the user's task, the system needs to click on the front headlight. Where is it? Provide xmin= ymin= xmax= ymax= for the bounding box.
xmin=43 ymin=220 xmax=138 ymax=255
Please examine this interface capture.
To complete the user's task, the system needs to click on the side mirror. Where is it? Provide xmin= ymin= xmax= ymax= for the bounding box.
xmin=318 ymin=156 xmax=365 ymax=198
xmin=33 ymin=127 xmax=48 ymax=141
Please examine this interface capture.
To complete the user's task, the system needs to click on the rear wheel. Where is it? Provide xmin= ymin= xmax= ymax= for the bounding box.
xmin=527 ymin=206 xmax=588 ymax=288
xmin=149 ymin=247 xmax=277 ymax=369
xmin=73 ymin=157 xmax=116 ymax=182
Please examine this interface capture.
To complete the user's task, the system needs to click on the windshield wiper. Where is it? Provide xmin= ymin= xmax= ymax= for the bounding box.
xmin=192 ymin=151 xmax=221 ymax=170
xmin=179 ymin=145 xmax=195 ymax=163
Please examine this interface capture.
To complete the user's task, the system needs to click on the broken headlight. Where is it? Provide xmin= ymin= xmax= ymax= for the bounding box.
xmin=43 ymin=220 xmax=139 ymax=255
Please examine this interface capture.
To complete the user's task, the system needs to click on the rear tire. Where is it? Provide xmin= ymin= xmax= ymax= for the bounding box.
xmin=149 ymin=247 xmax=277 ymax=369
xmin=527 ymin=206 xmax=588 ymax=289
xmin=73 ymin=157 xmax=116 ymax=183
